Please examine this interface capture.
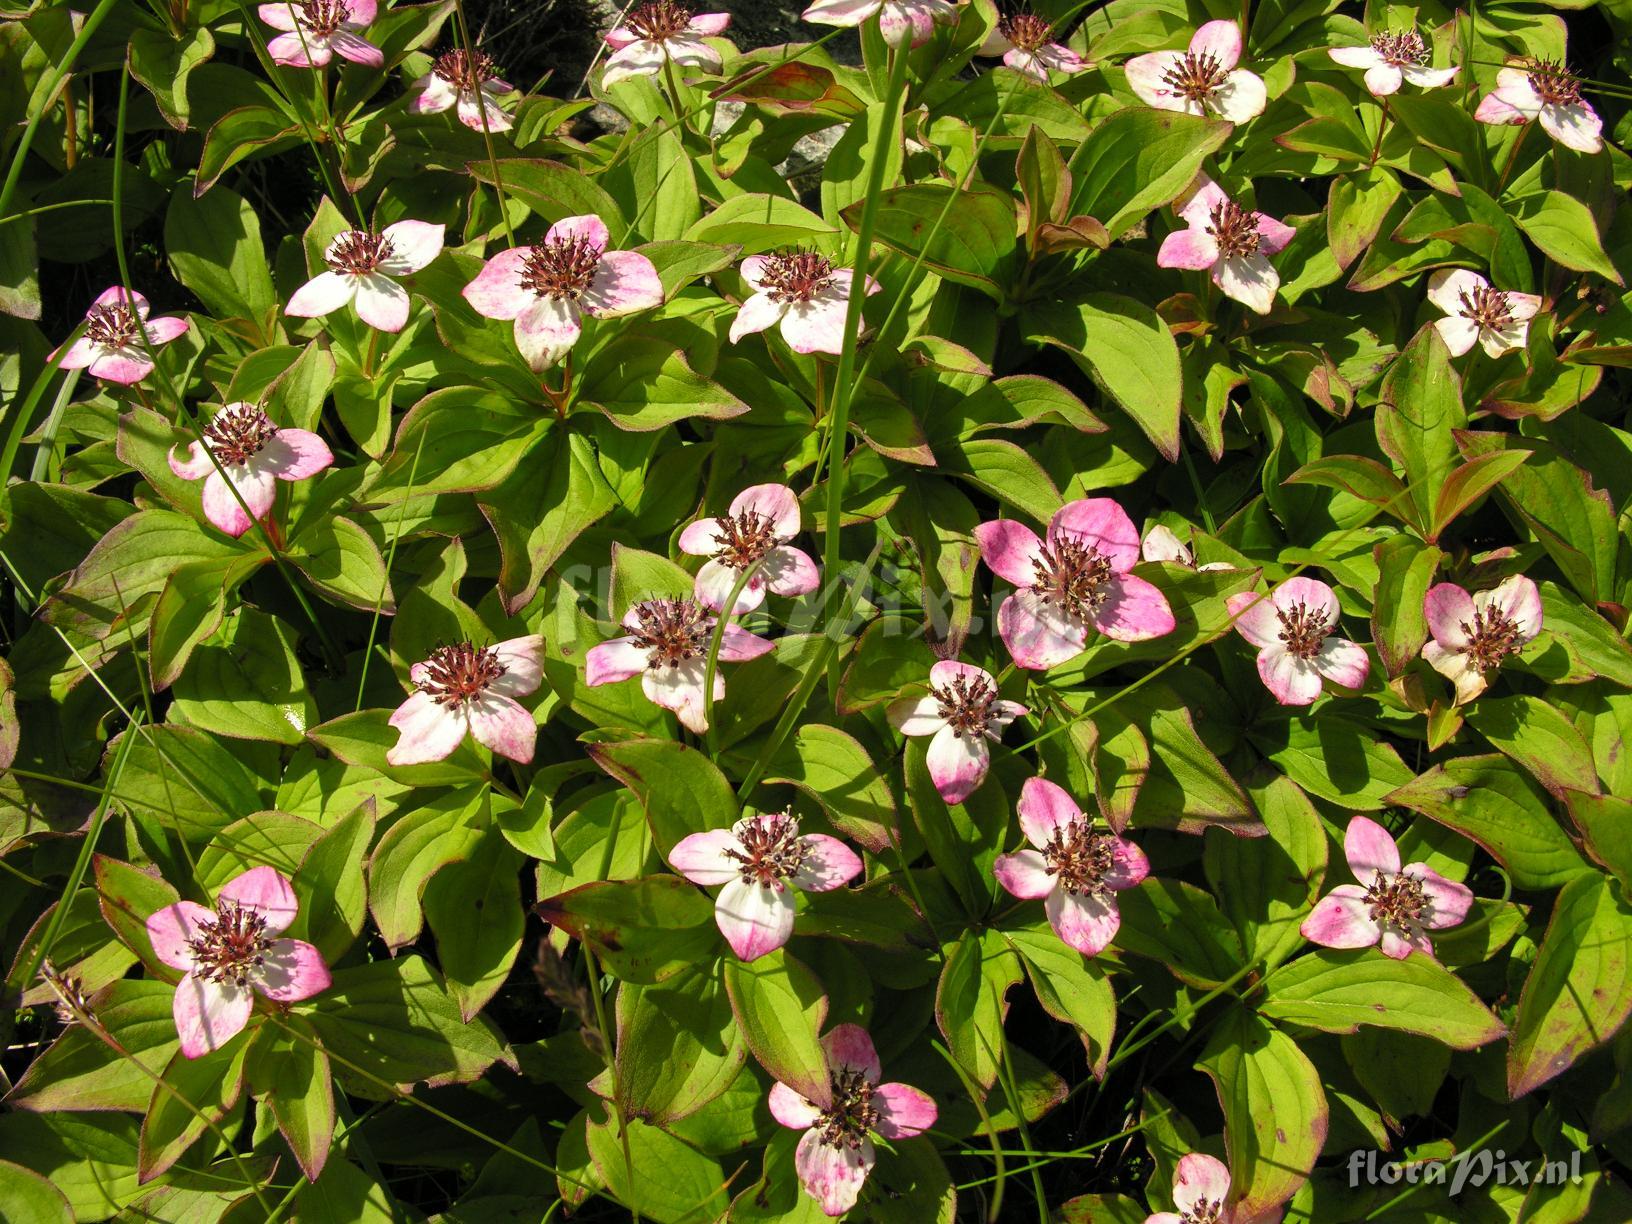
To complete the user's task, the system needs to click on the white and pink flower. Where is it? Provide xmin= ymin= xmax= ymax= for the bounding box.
xmin=1328 ymin=29 xmax=1458 ymax=97
xmin=145 ymin=866 xmax=330 ymax=1059
xmin=801 ymin=0 xmax=957 ymax=48
xmin=1422 ymin=575 xmax=1542 ymax=705
xmin=51 ymin=287 xmax=188 ymax=386
xmin=1141 ymin=524 xmax=1235 ymax=571
xmin=386 ymin=637 xmax=544 ymax=766
xmin=1227 ymin=578 xmax=1369 ymax=705
xmin=584 ymin=596 xmax=774 ymax=733
xmin=769 ymin=1024 xmax=938 ymax=1216
xmin=978 ymin=14 xmax=1087 ymax=82
xmin=602 ymin=3 xmax=730 ymax=88
xmin=974 ymin=499 xmax=1176 ymax=671
xmin=669 ymin=811 xmax=862 ymax=961
xmin=678 ymin=483 xmax=819 ymax=614
xmin=1126 ymin=21 xmax=1266 ymax=123
xmin=994 ymin=777 xmax=1148 ymax=956
xmin=286 ymin=221 xmax=445 ymax=333
xmin=887 ymin=660 xmax=1027 ymax=805
xmin=1300 ymin=816 xmax=1473 ymax=960
xmin=1144 ymin=1152 xmax=1234 ymax=1224
xmin=729 ymin=250 xmax=880 ymax=356
xmin=1474 ymin=58 xmax=1603 ymax=154
xmin=1157 ymin=177 xmax=1295 ymax=315
xmin=1426 ymin=269 xmax=1541 ymax=358
xmin=411 ymin=48 xmax=517 ymax=131
xmin=461 ymin=215 xmax=664 ymax=371
xmin=258 ymin=0 xmax=382 ymax=68
xmin=167 ymin=403 xmax=333 ymax=538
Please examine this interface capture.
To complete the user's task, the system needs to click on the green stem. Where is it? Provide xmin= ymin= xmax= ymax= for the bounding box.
xmin=1495 ymin=120 xmax=1531 ymax=196
xmin=1368 ymin=95 xmax=1390 ymax=166
xmin=818 ymin=41 xmax=910 ymax=660
xmin=0 ymin=0 xmax=121 ymax=220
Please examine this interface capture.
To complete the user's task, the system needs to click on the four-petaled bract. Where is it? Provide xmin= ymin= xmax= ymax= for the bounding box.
xmin=286 ymin=221 xmax=445 ymax=333
xmin=887 ymin=660 xmax=1027 ymax=805
xmin=1226 ymin=578 xmax=1369 ymax=705
xmin=258 ymin=0 xmax=382 ymax=68
xmin=1125 ymin=21 xmax=1266 ymax=122
xmin=52 ymin=287 xmax=188 ymax=385
xmin=1144 ymin=1152 xmax=1235 ymax=1224
xmin=1427 ymin=269 xmax=1543 ymax=358
xmin=768 ymin=1024 xmax=938 ymax=1215
xmin=461 ymin=215 xmax=664 ymax=371
xmin=168 ymin=402 xmax=333 ymax=537
xmin=145 ymin=866 xmax=331 ymax=1058
xmin=412 ymin=48 xmax=517 ymax=130
xmin=678 ymin=483 xmax=820 ymax=613
xmin=669 ymin=811 xmax=862 ymax=960
xmin=729 ymin=251 xmax=881 ymax=355
xmin=1328 ymin=29 xmax=1457 ymax=97
xmin=603 ymin=4 xmax=731 ymax=87
xmin=1301 ymin=816 xmax=1474 ymax=960
xmin=387 ymin=636 xmax=545 ymax=765
xmin=800 ymin=0 xmax=957 ymax=47
xmin=976 ymin=498 xmax=1177 ymax=670
xmin=1474 ymin=57 xmax=1603 ymax=153
xmin=1157 ymin=176 xmax=1295 ymax=315
xmin=978 ymin=14 xmax=1088 ymax=82
xmin=994 ymin=777 xmax=1149 ymax=955
xmin=1422 ymin=575 xmax=1543 ymax=704
xmin=584 ymin=597 xmax=774 ymax=732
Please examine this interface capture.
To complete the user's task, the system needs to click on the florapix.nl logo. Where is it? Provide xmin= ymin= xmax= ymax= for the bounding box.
xmin=1348 ymin=1148 xmax=1586 ymax=1196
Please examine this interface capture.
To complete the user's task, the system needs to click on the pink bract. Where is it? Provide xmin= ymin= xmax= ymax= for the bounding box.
xmin=145 ymin=866 xmax=331 ymax=1058
xmin=387 ymin=637 xmax=544 ymax=766
xmin=801 ymin=0 xmax=958 ymax=48
xmin=1157 ymin=176 xmax=1294 ymax=315
xmin=167 ymin=402 xmax=333 ymax=538
xmin=259 ymin=0 xmax=383 ymax=68
xmin=1226 ymin=577 xmax=1369 ymax=705
xmin=461 ymin=215 xmax=664 ymax=371
xmin=1125 ymin=21 xmax=1265 ymax=123
xmin=669 ymin=812 xmax=862 ymax=960
xmin=678 ymin=483 xmax=820 ymax=613
xmin=887 ymin=660 xmax=1027 ymax=805
xmin=1144 ymin=1152 xmax=1234 ymax=1224
xmin=1422 ymin=575 xmax=1543 ymax=704
xmin=975 ymin=498 xmax=1176 ymax=670
xmin=602 ymin=6 xmax=731 ymax=87
xmin=52 ymin=286 xmax=189 ymax=386
xmin=1300 ymin=816 xmax=1474 ymax=960
xmin=769 ymin=1024 xmax=937 ymax=1215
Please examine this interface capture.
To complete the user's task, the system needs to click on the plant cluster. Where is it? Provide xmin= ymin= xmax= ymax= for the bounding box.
xmin=1 ymin=0 xmax=1631 ymax=1220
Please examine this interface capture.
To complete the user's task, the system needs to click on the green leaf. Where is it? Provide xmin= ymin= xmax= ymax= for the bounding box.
xmin=1205 ymin=772 xmax=1328 ymax=972
xmin=309 ymin=955 xmax=515 ymax=1095
xmin=246 ymin=1015 xmax=333 ymax=1181
xmin=1463 ymin=694 xmax=1601 ymax=798
xmin=1510 ymin=190 xmax=1623 ymax=284
xmin=935 ymin=928 xmax=1022 ymax=1090
xmin=1326 ymin=165 xmax=1401 ymax=269
xmin=305 ymin=708 xmax=488 ymax=786
xmin=467 ymin=159 xmax=624 ymax=232
xmin=535 ymin=876 xmax=719 ymax=984
xmin=290 ymin=804 xmax=375 ymax=963
xmin=577 ymin=338 xmax=749 ymax=431
xmin=1508 ymin=871 xmax=1632 ymax=1097
xmin=194 ymin=810 xmax=322 ymax=888
xmin=1285 ymin=455 xmax=1408 ymax=514
xmin=1429 ymin=450 xmax=1530 ymax=541
xmin=111 ymin=724 xmax=270 ymax=841
xmin=368 ymin=787 xmax=488 ymax=948
xmin=583 ymin=1109 xmax=730 ymax=1223
xmin=164 ymin=185 xmax=276 ymax=326
xmin=195 ymin=105 xmax=301 ymax=195
xmin=1253 ymin=712 xmax=1416 ymax=811
xmin=1374 ymin=325 xmax=1465 ymax=532
xmin=8 ymin=981 xmax=179 ymax=1113
xmin=617 ymin=967 xmax=746 ymax=1126
xmin=1260 ymin=948 xmax=1507 ymax=1049
xmin=1005 ymin=927 xmax=1115 ymax=1078
xmin=609 ymin=543 xmax=693 ymax=618
xmin=1067 ymin=108 xmax=1231 ymax=239
xmin=424 ymin=834 xmax=525 ymax=1021
xmin=1527 ymin=580 xmax=1632 ymax=689
xmin=127 ymin=26 xmax=215 ymax=130
xmin=845 ymin=183 xmax=1019 ymax=300
xmin=374 ymin=388 xmax=548 ymax=499
xmin=683 ymin=193 xmax=836 ymax=250
xmin=286 ymin=516 xmax=393 ymax=612
xmin=1385 ymin=754 xmax=1591 ymax=890
xmin=94 ymin=855 xmax=181 ymax=977
xmin=147 ymin=554 xmax=264 ymax=690
xmin=0 ymin=1160 xmax=72 ymax=1224
xmin=170 ymin=608 xmax=316 ymax=743
xmin=1196 ymin=1009 xmax=1327 ymax=1221
xmin=588 ymin=738 xmax=739 ymax=857
xmin=1022 ymin=294 xmax=1183 ymax=460
xmin=1114 ymin=878 xmax=1246 ymax=988
xmin=765 ymin=724 xmax=896 ymax=853
xmin=723 ymin=950 xmax=831 ymax=1105
xmin=1370 ymin=536 xmax=1440 ymax=678
xmin=138 ymin=1041 xmax=249 ymax=1181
